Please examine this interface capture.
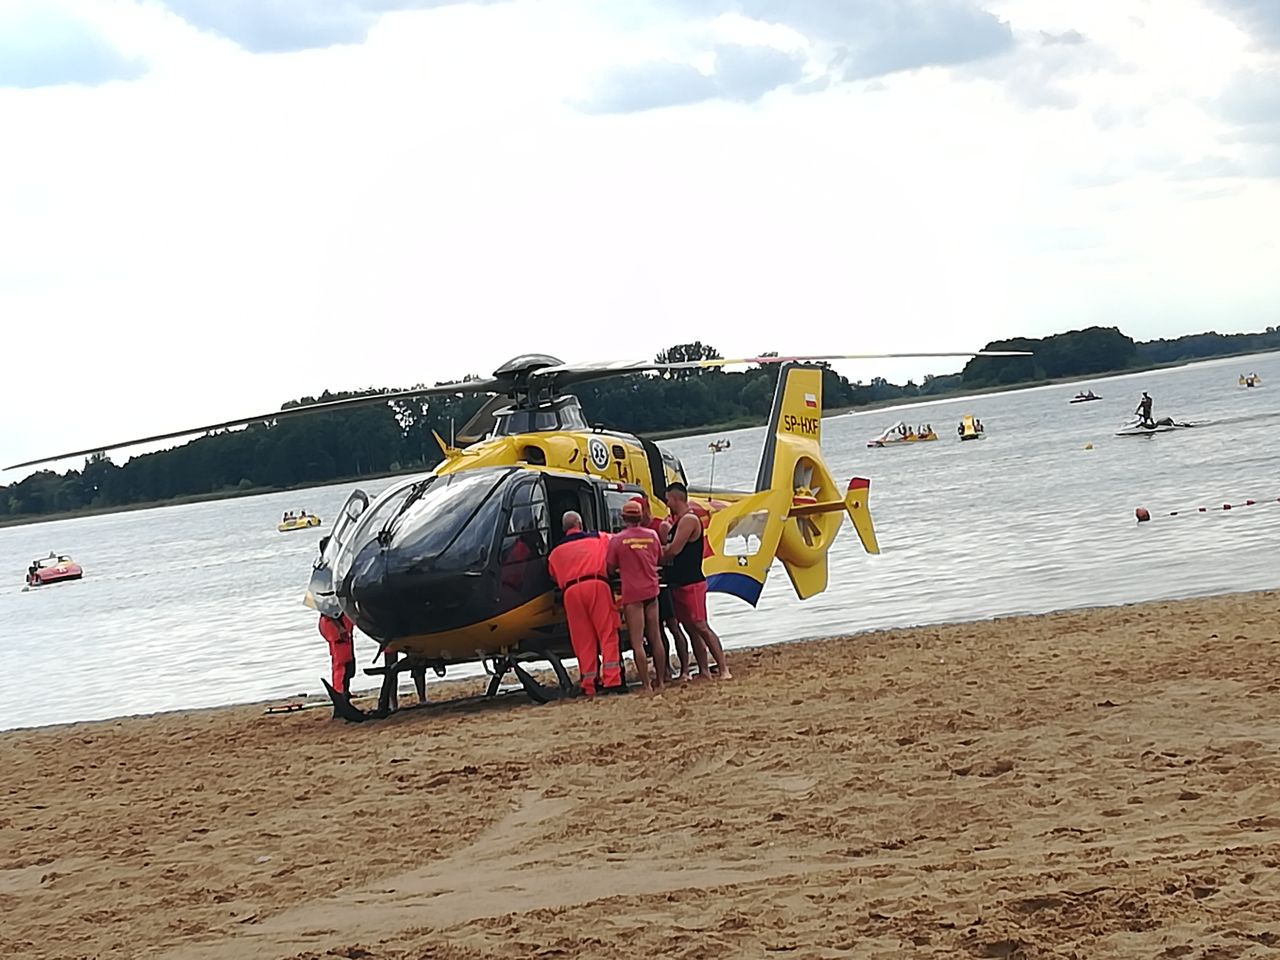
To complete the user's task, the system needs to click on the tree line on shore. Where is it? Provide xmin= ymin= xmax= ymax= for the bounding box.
xmin=5 ymin=325 xmax=1277 ymax=521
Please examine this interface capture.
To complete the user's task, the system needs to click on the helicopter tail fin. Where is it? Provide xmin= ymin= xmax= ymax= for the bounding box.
xmin=753 ymin=364 xmax=824 ymax=494
xmin=702 ymin=363 xmax=878 ymax=605
xmin=843 ymin=477 xmax=880 ymax=555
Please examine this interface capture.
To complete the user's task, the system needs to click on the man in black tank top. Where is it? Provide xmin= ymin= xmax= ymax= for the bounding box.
xmin=661 ymin=482 xmax=732 ymax=681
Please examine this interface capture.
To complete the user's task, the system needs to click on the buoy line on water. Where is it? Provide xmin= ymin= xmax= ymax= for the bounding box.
xmin=1135 ymin=497 xmax=1280 ymax=523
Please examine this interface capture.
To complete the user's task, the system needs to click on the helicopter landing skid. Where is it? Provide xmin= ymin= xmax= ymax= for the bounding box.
xmin=484 ymin=652 xmax=575 ymax=704
xmin=321 ymin=679 xmax=368 ymax=723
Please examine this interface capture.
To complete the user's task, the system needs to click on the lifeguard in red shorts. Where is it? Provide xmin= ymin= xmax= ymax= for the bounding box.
xmin=662 ymin=482 xmax=732 ymax=680
xmin=608 ymin=499 xmax=665 ymax=693
xmin=548 ymin=511 xmax=623 ymax=696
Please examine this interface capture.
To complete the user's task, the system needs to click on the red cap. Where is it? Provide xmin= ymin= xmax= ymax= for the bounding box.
xmin=621 ymin=500 xmax=643 ymax=518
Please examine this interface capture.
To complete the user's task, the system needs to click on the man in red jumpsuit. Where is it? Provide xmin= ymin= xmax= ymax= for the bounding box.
xmin=318 ymin=609 xmax=357 ymax=712
xmin=547 ymin=510 xmax=623 ymax=697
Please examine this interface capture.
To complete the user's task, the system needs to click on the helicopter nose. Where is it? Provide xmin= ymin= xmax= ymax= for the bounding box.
xmin=342 ymin=545 xmax=491 ymax=641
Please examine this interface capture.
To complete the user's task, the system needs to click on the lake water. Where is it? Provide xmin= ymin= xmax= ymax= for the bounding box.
xmin=5 ymin=353 xmax=1279 ymax=730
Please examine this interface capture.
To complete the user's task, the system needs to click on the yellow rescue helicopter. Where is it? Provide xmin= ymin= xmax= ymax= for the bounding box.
xmin=7 ymin=349 xmax=1027 ymax=720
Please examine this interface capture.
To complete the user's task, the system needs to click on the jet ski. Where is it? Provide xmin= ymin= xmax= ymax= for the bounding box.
xmin=1115 ymin=416 xmax=1194 ymax=436
xmin=1069 ymin=391 xmax=1101 ymax=403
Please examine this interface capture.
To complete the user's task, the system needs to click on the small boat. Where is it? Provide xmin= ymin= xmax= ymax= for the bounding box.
xmin=26 ymin=553 xmax=83 ymax=587
xmin=1115 ymin=416 xmax=1194 ymax=436
xmin=957 ymin=414 xmax=985 ymax=441
xmin=1239 ymin=373 xmax=1262 ymax=388
xmin=1069 ymin=391 xmax=1101 ymax=403
xmin=278 ymin=513 xmax=323 ymax=533
xmin=866 ymin=421 xmax=939 ymax=448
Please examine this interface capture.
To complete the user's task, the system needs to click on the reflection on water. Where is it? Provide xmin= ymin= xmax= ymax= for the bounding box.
xmin=5 ymin=352 xmax=1280 ymax=730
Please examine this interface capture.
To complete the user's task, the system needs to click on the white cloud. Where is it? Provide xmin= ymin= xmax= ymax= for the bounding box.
xmin=153 ymin=0 xmax=511 ymax=53
xmin=575 ymin=59 xmax=718 ymax=114
xmin=1207 ymin=0 xmax=1280 ymax=48
xmin=0 ymin=1 xmax=145 ymax=88
xmin=2 ymin=0 xmax=1280 ymax=480
xmin=576 ymin=43 xmax=806 ymax=114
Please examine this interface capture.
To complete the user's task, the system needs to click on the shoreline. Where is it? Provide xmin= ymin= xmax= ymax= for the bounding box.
xmin=5 ymin=587 xmax=1278 ymax=960
xmin=0 ymin=584 xmax=1270 ymax=734
xmin=5 ymin=347 xmax=1277 ymax=527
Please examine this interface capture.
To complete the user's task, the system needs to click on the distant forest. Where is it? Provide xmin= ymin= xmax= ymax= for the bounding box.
xmin=5 ymin=325 xmax=1279 ymax=522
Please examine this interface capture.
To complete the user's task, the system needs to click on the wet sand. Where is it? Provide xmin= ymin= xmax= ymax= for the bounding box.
xmin=3 ymin=591 xmax=1279 ymax=960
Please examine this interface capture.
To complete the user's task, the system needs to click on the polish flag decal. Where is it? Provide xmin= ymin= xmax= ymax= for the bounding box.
xmin=803 ymin=393 xmax=817 ymax=408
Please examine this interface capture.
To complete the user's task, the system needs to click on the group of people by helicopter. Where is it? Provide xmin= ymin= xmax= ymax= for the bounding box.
xmin=317 ymin=480 xmax=729 ymax=707
xmin=546 ymin=482 xmax=730 ymax=697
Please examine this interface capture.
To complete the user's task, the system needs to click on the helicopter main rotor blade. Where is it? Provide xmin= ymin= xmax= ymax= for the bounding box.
xmin=534 ymin=350 xmax=1033 ymax=385
xmin=4 ymin=379 xmax=504 ymax=471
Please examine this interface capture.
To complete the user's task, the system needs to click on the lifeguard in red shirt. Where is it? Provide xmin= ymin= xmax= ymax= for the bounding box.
xmin=608 ymin=499 xmax=666 ymax=693
xmin=547 ymin=511 xmax=623 ymax=696
xmin=630 ymin=495 xmax=694 ymax=681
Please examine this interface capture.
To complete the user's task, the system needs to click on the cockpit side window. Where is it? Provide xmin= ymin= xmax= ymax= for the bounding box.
xmin=503 ymin=478 xmax=550 ymax=558
xmin=498 ymin=477 xmax=551 ymax=597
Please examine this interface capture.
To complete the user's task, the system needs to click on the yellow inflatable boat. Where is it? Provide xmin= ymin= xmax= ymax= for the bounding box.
xmin=278 ymin=513 xmax=322 ymax=532
xmin=866 ymin=421 xmax=939 ymax=447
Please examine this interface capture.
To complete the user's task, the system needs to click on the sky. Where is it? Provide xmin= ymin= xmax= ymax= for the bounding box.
xmin=2 ymin=0 xmax=1278 ymax=482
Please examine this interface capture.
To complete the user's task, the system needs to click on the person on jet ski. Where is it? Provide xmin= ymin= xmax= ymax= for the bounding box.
xmin=1135 ymin=392 xmax=1154 ymax=427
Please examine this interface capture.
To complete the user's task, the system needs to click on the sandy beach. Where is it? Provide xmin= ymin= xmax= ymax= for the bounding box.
xmin=3 ymin=591 xmax=1279 ymax=960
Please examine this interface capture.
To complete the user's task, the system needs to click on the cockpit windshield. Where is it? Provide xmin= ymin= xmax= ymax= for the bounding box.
xmin=386 ymin=468 xmax=513 ymax=568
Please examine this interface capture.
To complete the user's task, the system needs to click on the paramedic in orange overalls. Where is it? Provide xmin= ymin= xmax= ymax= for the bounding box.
xmin=318 ymin=609 xmax=357 ymax=700
xmin=547 ymin=511 xmax=623 ymax=696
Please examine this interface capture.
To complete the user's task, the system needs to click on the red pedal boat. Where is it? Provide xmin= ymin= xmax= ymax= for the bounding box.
xmin=26 ymin=553 xmax=84 ymax=587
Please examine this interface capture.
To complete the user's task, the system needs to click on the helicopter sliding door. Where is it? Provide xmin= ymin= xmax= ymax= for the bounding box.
xmin=640 ymin=438 xmax=670 ymax=499
xmin=544 ymin=476 xmax=599 ymax=538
